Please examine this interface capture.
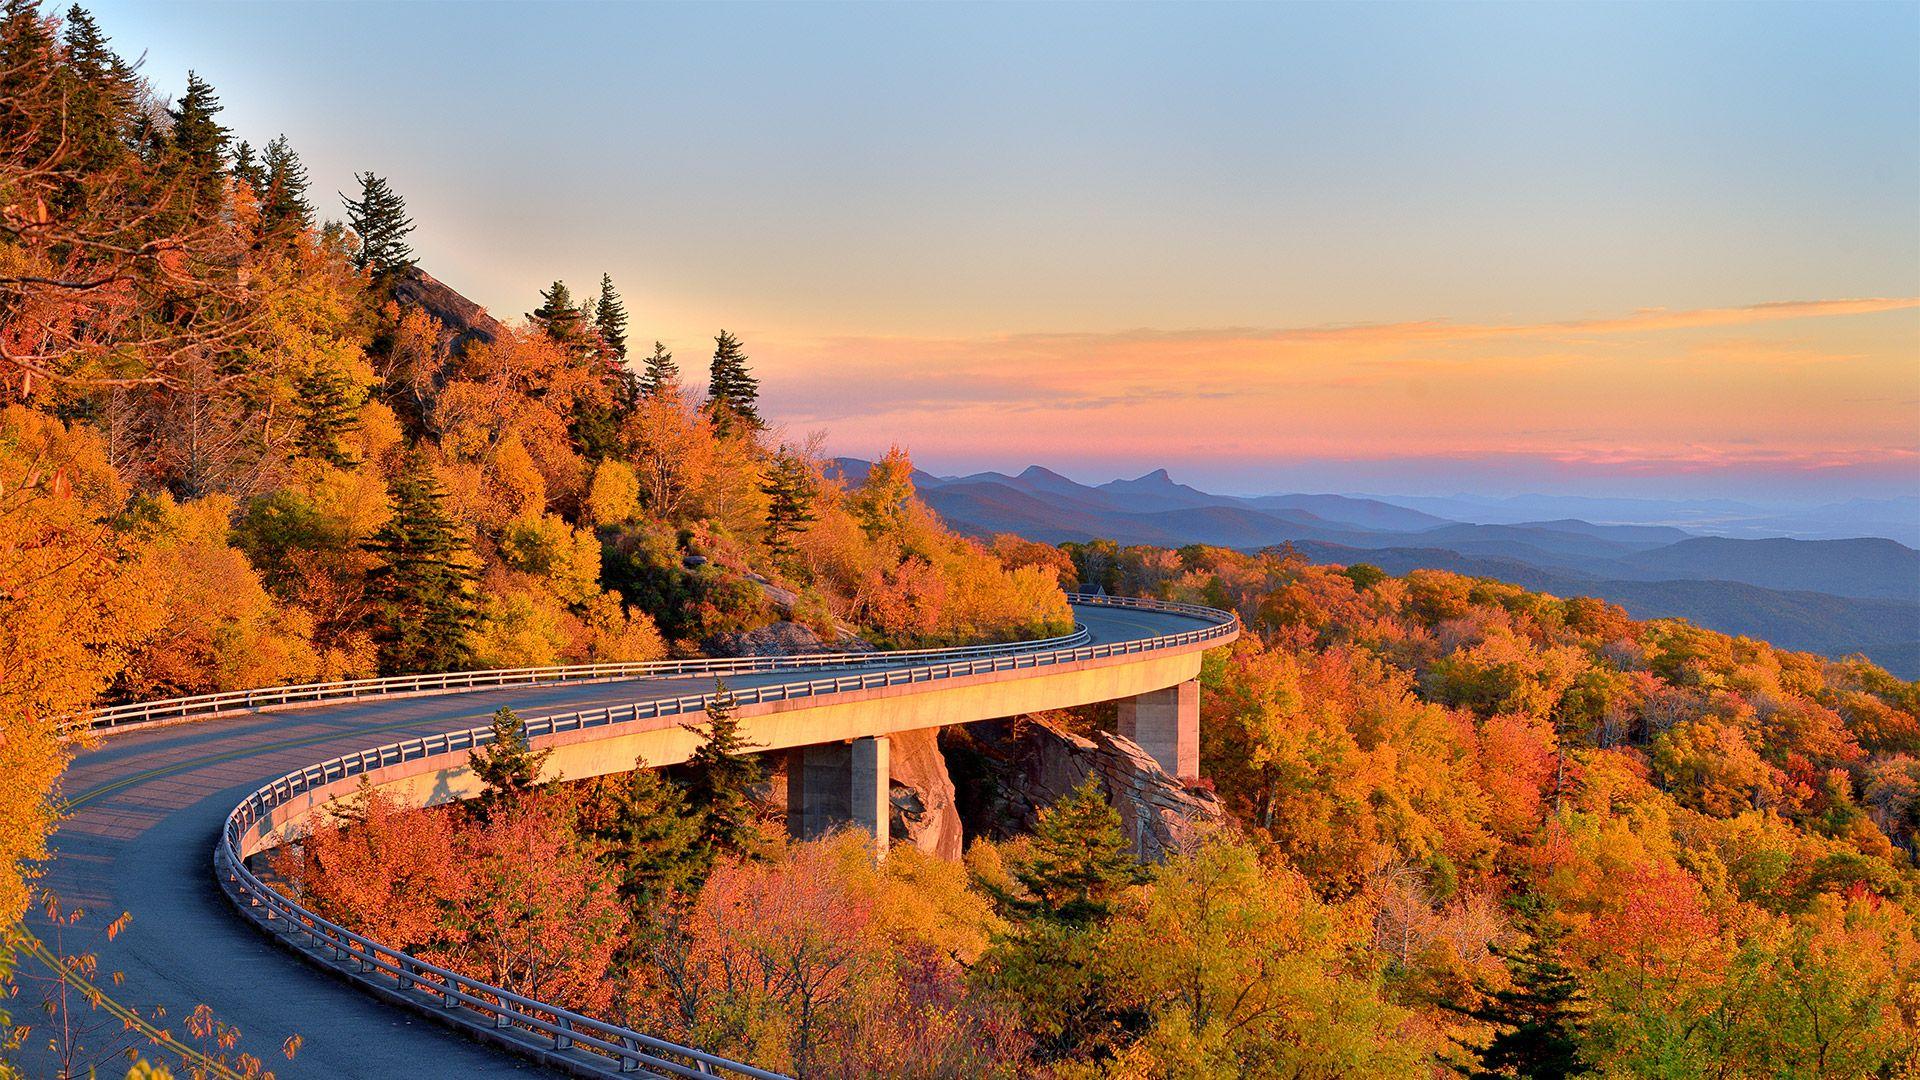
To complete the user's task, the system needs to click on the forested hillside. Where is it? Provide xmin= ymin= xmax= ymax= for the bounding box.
xmin=6 ymin=4 xmax=1920 ymax=1079
xmin=268 ymin=542 xmax=1920 ymax=1077
xmin=0 ymin=0 xmax=1065 ymax=927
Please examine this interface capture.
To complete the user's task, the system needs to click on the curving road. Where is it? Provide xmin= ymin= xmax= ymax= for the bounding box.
xmin=16 ymin=601 xmax=1229 ymax=1078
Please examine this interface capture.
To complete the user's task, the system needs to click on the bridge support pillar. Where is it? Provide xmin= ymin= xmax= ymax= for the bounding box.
xmin=1116 ymin=679 xmax=1199 ymax=779
xmin=786 ymin=735 xmax=891 ymax=859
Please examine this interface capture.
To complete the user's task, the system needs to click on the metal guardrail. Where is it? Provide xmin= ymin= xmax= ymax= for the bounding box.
xmin=87 ymin=625 xmax=1096 ymax=733
xmin=211 ymin=595 xmax=1237 ymax=1078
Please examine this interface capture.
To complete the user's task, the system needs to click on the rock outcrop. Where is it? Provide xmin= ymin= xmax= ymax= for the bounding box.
xmin=887 ymin=727 xmax=964 ymax=861
xmin=390 ymin=266 xmax=508 ymax=360
xmin=703 ymin=620 xmax=844 ymax=658
xmin=942 ymin=715 xmax=1224 ymax=862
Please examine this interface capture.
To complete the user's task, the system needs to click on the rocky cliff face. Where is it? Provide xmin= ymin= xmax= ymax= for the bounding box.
xmin=941 ymin=714 xmax=1224 ymax=862
xmin=887 ymin=727 xmax=964 ymax=860
xmin=390 ymin=266 xmax=508 ymax=360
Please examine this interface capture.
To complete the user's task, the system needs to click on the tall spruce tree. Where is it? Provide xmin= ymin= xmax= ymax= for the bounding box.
xmin=468 ymin=706 xmax=551 ymax=819
xmin=761 ymin=445 xmax=817 ymax=560
xmin=638 ymin=341 xmax=680 ymax=398
xmin=1012 ymin=775 xmax=1143 ymax=927
xmin=292 ymin=365 xmax=359 ymax=466
xmin=259 ymin=134 xmax=313 ymax=234
xmin=982 ymin=775 xmax=1146 ymax=1064
xmin=57 ymin=6 xmax=138 ymax=179
xmin=231 ymin=140 xmax=264 ymax=198
xmin=165 ymin=71 xmax=229 ymax=219
xmin=529 ymin=280 xmax=593 ymax=355
xmin=1 ymin=0 xmax=58 ymax=161
xmin=704 ymin=330 xmax=761 ymax=434
xmin=363 ymin=449 xmax=477 ymax=674
xmin=342 ymin=171 xmax=416 ymax=282
xmin=679 ymin=681 xmax=766 ymax=863
xmin=579 ymin=756 xmax=703 ymax=912
xmin=591 ymin=273 xmax=628 ymax=361
xmin=1448 ymin=915 xmax=1589 ymax=1079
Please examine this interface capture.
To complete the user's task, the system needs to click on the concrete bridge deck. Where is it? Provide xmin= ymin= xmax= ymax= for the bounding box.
xmin=16 ymin=599 xmax=1235 ymax=1078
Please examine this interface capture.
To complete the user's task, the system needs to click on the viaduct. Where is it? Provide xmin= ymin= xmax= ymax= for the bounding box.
xmin=21 ymin=595 xmax=1237 ymax=1079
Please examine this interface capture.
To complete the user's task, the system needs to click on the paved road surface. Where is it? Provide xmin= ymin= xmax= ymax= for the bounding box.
xmin=14 ymin=603 xmax=1196 ymax=1078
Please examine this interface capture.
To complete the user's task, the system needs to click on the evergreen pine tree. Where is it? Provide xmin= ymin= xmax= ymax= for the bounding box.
xmin=363 ymin=449 xmax=477 ymax=674
xmin=293 ymin=366 xmax=360 ymax=466
xmin=342 ymin=171 xmax=416 ymax=282
xmin=981 ymin=775 xmax=1146 ymax=1064
xmin=0 ymin=0 xmax=57 ymax=156
xmin=165 ymin=71 xmax=230 ymax=218
xmin=579 ymin=757 xmax=703 ymax=911
xmin=260 ymin=134 xmax=313 ymax=234
xmin=529 ymin=280 xmax=593 ymax=355
xmin=638 ymin=341 xmax=680 ymax=398
xmin=60 ymin=6 xmax=137 ymax=133
xmin=591 ymin=273 xmax=629 ymax=361
xmin=761 ymin=445 xmax=817 ymax=560
xmin=679 ymin=681 xmax=766 ymax=863
xmin=1011 ymin=774 xmax=1143 ymax=927
xmin=704 ymin=330 xmax=761 ymax=434
xmin=468 ymin=706 xmax=551 ymax=818
xmin=230 ymin=140 xmax=264 ymax=198
xmin=1448 ymin=915 xmax=1589 ymax=1079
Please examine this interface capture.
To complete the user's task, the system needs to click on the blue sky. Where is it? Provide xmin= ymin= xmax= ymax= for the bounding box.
xmin=89 ymin=1 xmax=1920 ymax=500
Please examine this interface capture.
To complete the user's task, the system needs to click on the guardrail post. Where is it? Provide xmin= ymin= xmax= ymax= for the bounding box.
xmin=555 ymin=1017 xmax=574 ymax=1050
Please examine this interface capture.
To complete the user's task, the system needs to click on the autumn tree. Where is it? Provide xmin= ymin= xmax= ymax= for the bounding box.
xmin=363 ymin=449 xmax=476 ymax=673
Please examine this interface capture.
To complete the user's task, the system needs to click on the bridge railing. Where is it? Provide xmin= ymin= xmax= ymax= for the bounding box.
xmin=214 ymin=594 xmax=1236 ymax=1079
xmin=87 ymin=623 xmax=1097 ymax=733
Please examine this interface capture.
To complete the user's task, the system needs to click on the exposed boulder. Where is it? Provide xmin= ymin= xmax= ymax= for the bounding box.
xmin=390 ymin=265 xmax=507 ymax=360
xmin=942 ymin=714 xmax=1224 ymax=862
xmin=703 ymin=620 xmax=843 ymax=658
xmin=887 ymin=727 xmax=963 ymax=861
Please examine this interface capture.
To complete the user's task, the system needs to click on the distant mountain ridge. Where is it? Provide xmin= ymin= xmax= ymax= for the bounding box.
xmin=830 ymin=458 xmax=1920 ymax=676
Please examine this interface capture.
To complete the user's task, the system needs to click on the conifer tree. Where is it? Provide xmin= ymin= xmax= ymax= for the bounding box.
xmin=591 ymin=273 xmax=628 ymax=361
xmin=761 ymin=445 xmax=817 ymax=560
xmin=704 ymin=330 xmax=761 ymax=434
xmin=679 ymin=681 xmax=766 ymax=863
xmin=165 ymin=71 xmax=229 ymax=217
xmin=292 ymin=366 xmax=359 ymax=466
xmin=579 ymin=757 xmax=703 ymax=911
xmin=230 ymin=139 xmax=264 ymax=198
xmin=468 ymin=706 xmax=551 ymax=818
xmin=1448 ymin=915 xmax=1589 ymax=1079
xmin=982 ymin=775 xmax=1145 ymax=1064
xmin=530 ymin=279 xmax=596 ymax=357
xmin=58 ymin=5 xmax=140 ymax=181
xmin=0 ymin=0 xmax=58 ymax=156
xmin=60 ymin=6 xmax=138 ymax=162
xmin=342 ymin=171 xmax=416 ymax=282
xmin=259 ymin=134 xmax=313 ymax=234
xmin=363 ymin=449 xmax=477 ymax=674
xmin=1011 ymin=774 xmax=1142 ymax=927
xmin=638 ymin=341 xmax=680 ymax=398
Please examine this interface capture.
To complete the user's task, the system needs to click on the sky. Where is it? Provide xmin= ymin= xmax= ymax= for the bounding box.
xmin=91 ymin=1 xmax=1920 ymax=503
